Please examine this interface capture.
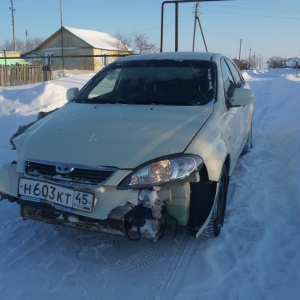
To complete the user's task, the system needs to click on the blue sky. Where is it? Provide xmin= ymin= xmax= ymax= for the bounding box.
xmin=1 ymin=0 xmax=299 ymax=64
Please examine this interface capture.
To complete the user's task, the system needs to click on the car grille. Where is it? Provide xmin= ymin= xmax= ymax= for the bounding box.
xmin=24 ymin=159 xmax=117 ymax=188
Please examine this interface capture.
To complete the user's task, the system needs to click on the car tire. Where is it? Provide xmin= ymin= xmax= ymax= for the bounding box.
xmin=241 ymin=124 xmax=252 ymax=155
xmin=202 ymin=165 xmax=228 ymax=238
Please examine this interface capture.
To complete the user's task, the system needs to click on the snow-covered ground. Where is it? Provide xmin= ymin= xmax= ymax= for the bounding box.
xmin=0 ymin=68 xmax=299 ymax=300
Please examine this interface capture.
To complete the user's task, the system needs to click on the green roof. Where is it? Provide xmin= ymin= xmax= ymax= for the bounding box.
xmin=0 ymin=58 xmax=28 ymax=66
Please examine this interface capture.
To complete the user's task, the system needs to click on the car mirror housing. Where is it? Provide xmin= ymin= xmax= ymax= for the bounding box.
xmin=231 ymin=88 xmax=254 ymax=107
xmin=66 ymin=87 xmax=79 ymax=101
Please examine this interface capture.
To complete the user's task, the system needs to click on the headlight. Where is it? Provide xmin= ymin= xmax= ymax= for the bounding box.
xmin=119 ymin=155 xmax=203 ymax=189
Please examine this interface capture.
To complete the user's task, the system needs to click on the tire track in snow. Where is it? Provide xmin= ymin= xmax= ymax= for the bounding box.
xmin=154 ymin=228 xmax=202 ymax=300
xmin=88 ymin=227 xmax=198 ymax=299
xmin=47 ymin=225 xmax=198 ymax=299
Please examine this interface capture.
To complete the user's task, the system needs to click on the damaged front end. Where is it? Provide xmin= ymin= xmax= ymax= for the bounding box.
xmin=1 ymin=115 xmax=204 ymax=242
xmin=19 ymin=187 xmax=172 ymax=242
xmin=112 ymin=187 xmax=170 ymax=241
xmin=18 ymin=178 xmax=194 ymax=241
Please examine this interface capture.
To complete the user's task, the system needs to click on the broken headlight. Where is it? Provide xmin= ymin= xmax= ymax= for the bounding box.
xmin=119 ymin=155 xmax=203 ymax=189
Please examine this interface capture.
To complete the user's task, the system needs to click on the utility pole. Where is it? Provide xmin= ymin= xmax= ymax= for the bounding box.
xmin=4 ymin=50 xmax=7 ymax=66
xmin=60 ymin=0 xmax=65 ymax=69
xmin=249 ymin=47 xmax=252 ymax=69
xmin=192 ymin=3 xmax=208 ymax=52
xmin=192 ymin=3 xmax=198 ymax=51
xmin=25 ymin=30 xmax=28 ymax=52
xmin=9 ymin=0 xmax=16 ymax=51
xmin=238 ymin=39 xmax=242 ymax=68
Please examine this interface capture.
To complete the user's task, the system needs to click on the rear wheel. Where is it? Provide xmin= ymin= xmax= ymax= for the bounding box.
xmin=202 ymin=165 xmax=228 ymax=238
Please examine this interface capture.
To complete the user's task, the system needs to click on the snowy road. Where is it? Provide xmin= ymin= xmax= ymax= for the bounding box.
xmin=0 ymin=69 xmax=299 ymax=300
xmin=0 ymin=203 xmax=201 ymax=299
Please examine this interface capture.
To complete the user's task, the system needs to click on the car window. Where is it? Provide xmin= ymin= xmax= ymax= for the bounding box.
xmin=225 ymin=59 xmax=244 ymax=87
xmin=75 ymin=60 xmax=216 ymax=106
xmin=221 ymin=59 xmax=235 ymax=99
xmin=88 ymin=69 xmax=120 ymax=98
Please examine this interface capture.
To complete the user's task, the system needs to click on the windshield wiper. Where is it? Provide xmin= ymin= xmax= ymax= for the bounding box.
xmin=74 ymin=97 xmax=121 ymax=104
xmin=74 ymin=97 xmax=200 ymax=106
xmin=137 ymin=99 xmax=196 ymax=106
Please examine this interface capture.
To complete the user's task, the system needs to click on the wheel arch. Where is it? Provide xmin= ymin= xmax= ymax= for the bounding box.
xmin=203 ymin=152 xmax=231 ymax=182
xmin=188 ymin=155 xmax=230 ymax=233
xmin=188 ymin=163 xmax=216 ymax=230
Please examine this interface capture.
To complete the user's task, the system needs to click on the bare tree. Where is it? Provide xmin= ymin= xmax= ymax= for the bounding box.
xmin=266 ymin=56 xmax=284 ymax=69
xmin=132 ymin=32 xmax=158 ymax=54
xmin=0 ymin=39 xmax=17 ymax=51
xmin=0 ymin=37 xmax=44 ymax=52
xmin=115 ymin=32 xmax=158 ymax=54
xmin=26 ymin=37 xmax=44 ymax=51
xmin=233 ymin=58 xmax=249 ymax=71
xmin=115 ymin=32 xmax=132 ymax=52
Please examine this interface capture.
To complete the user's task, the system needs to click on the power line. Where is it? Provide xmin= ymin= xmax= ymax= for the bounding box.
xmin=206 ymin=8 xmax=300 ymax=20
xmin=0 ymin=0 xmax=162 ymax=11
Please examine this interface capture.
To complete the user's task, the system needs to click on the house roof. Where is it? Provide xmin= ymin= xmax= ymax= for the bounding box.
xmin=0 ymin=58 xmax=27 ymax=66
xmin=286 ymin=57 xmax=300 ymax=67
xmin=23 ymin=26 xmax=132 ymax=55
xmin=0 ymin=51 xmax=20 ymax=57
xmin=63 ymin=27 xmax=123 ymax=51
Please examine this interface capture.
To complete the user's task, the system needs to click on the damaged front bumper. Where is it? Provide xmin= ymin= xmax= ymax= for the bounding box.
xmin=0 ymin=162 xmax=191 ymax=242
xmin=20 ymin=200 xmax=168 ymax=241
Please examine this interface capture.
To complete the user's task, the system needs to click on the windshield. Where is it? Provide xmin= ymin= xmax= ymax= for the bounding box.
xmin=75 ymin=59 xmax=216 ymax=106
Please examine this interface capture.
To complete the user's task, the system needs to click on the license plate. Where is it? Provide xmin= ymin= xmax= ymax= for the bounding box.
xmin=18 ymin=178 xmax=94 ymax=213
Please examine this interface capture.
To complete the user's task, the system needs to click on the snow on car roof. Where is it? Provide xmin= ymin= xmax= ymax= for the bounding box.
xmin=117 ymin=51 xmax=220 ymax=62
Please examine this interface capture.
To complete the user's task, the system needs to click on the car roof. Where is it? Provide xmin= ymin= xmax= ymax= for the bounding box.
xmin=116 ymin=51 xmax=224 ymax=63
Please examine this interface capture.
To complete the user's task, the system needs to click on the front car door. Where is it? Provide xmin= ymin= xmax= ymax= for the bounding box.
xmin=225 ymin=58 xmax=253 ymax=149
xmin=220 ymin=58 xmax=245 ymax=167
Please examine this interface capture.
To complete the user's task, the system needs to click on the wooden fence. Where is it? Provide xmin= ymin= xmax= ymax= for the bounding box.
xmin=0 ymin=65 xmax=52 ymax=86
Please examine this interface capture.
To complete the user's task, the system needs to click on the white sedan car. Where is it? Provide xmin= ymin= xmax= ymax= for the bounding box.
xmin=0 ymin=52 xmax=254 ymax=241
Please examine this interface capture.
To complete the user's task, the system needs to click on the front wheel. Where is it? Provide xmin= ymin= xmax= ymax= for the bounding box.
xmin=202 ymin=165 xmax=228 ymax=238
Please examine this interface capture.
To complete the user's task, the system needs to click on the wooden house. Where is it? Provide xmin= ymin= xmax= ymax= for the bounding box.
xmin=285 ymin=57 xmax=300 ymax=68
xmin=23 ymin=26 xmax=132 ymax=71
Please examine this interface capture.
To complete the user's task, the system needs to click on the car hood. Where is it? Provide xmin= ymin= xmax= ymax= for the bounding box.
xmin=13 ymin=102 xmax=213 ymax=169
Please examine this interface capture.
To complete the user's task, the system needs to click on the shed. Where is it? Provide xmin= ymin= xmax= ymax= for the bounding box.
xmin=0 ymin=51 xmax=27 ymax=66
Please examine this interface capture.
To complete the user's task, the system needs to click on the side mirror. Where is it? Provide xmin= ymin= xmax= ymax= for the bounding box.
xmin=231 ymin=88 xmax=254 ymax=107
xmin=66 ymin=87 xmax=79 ymax=101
